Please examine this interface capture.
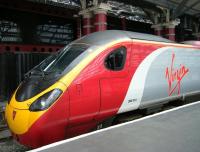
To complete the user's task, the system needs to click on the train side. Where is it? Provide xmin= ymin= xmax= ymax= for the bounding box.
xmin=68 ymin=39 xmax=200 ymax=119
xmin=58 ymin=39 xmax=200 ymax=139
xmin=119 ymin=41 xmax=200 ymax=112
xmin=5 ymin=30 xmax=200 ymax=148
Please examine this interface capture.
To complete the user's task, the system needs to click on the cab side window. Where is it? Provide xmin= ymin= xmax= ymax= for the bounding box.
xmin=105 ymin=46 xmax=127 ymax=71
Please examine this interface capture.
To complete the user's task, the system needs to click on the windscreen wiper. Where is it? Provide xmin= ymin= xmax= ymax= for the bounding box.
xmin=24 ymin=67 xmax=45 ymax=78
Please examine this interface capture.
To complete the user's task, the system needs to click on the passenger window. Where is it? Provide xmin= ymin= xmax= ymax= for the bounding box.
xmin=105 ymin=46 xmax=126 ymax=71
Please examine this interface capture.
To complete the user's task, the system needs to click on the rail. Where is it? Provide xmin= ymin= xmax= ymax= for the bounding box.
xmin=0 ymin=104 xmax=12 ymax=143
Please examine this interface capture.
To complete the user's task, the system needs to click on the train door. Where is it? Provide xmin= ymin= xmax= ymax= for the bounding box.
xmin=99 ymin=42 xmax=132 ymax=118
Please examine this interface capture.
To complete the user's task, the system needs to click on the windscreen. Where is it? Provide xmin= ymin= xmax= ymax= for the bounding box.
xmin=16 ymin=44 xmax=89 ymax=102
xmin=35 ymin=44 xmax=89 ymax=74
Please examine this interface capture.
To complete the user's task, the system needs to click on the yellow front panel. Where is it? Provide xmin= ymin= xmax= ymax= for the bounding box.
xmin=6 ymin=104 xmax=29 ymax=134
xmin=6 ymin=82 xmax=66 ymax=135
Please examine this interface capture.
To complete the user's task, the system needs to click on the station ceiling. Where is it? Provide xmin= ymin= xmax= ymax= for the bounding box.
xmin=1 ymin=0 xmax=200 ymax=23
xmin=112 ymin=0 xmax=200 ymax=19
xmin=143 ymin=0 xmax=200 ymax=18
xmin=43 ymin=0 xmax=200 ymax=22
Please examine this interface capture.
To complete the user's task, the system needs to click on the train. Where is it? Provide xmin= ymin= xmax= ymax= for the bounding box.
xmin=5 ymin=30 xmax=200 ymax=148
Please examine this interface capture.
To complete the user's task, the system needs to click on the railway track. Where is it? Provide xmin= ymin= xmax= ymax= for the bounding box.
xmin=0 ymin=124 xmax=8 ymax=132
xmin=0 ymin=108 xmax=12 ymax=143
xmin=0 ymin=108 xmax=29 ymax=152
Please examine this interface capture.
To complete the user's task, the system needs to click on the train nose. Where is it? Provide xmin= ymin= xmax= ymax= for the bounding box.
xmin=5 ymin=103 xmax=30 ymax=134
xmin=5 ymin=93 xmax=46 ymax=136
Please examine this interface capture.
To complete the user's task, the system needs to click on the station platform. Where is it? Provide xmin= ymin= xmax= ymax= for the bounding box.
xmin=33 ymin=101 xmax=200 ymax=152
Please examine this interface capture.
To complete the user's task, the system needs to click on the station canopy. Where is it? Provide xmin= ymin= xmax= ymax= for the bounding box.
xmin=32 ymin=0 xmax=200 ymax=23
xmin=1 ymin=0 xmax=200 ymax=43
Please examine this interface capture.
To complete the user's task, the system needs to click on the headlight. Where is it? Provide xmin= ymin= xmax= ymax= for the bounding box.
xmin=29 ymin=89 xmax=63 ymax=111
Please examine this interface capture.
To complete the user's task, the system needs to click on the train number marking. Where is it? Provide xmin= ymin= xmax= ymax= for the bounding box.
xmin=128 ymin=99 xmax=137 ymax=103
xmin=165 ymin=53 xmax=189 ymax=96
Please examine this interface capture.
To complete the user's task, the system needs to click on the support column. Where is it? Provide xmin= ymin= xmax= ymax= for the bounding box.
xmin=82 ymin=12 xmax=93 ymax=35
xmin=151 ymin=24 xmax=163 ymax=36
xmin=164 ymin=21 xmax=180 ymax=41
xmin=75 ymin=15 xmax=82 ymax=38
xmin=0 ymin=54 xmax=6 ymax=101
xmin=165 ymin=25 xmax=175 ymax=41
xmin=94 ymin=8 xmax=107 ymax=32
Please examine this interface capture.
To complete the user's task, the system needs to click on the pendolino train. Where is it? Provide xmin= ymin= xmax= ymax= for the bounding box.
xmin=5 ymin=30 xmax=200 ymax=148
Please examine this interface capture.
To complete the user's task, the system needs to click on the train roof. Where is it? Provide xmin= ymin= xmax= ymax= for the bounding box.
xmin=181 ymin=40 xmax=200 ymax=46
xmin=72 ymin=30 xmax=173 ymax=46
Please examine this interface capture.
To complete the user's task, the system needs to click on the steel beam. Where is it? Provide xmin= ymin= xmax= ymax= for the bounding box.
xmin=172 ymin=0 xmax=189 ymax=19
xmin=174 ymin=0 xmax=200 ymax=18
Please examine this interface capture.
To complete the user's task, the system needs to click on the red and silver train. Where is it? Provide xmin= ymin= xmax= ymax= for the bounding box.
xmin=5 ymin=30 xmax=200 ymax=148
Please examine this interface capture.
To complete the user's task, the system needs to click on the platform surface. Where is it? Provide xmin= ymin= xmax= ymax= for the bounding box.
xmin=36 ymin=102 xmax=200 ymax=152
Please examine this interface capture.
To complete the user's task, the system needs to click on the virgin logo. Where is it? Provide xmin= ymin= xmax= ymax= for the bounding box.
xmin=165 ymin=53 xmax=189 ymax=96
xmin=13 ymin=110 xmax=16 ymax=120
